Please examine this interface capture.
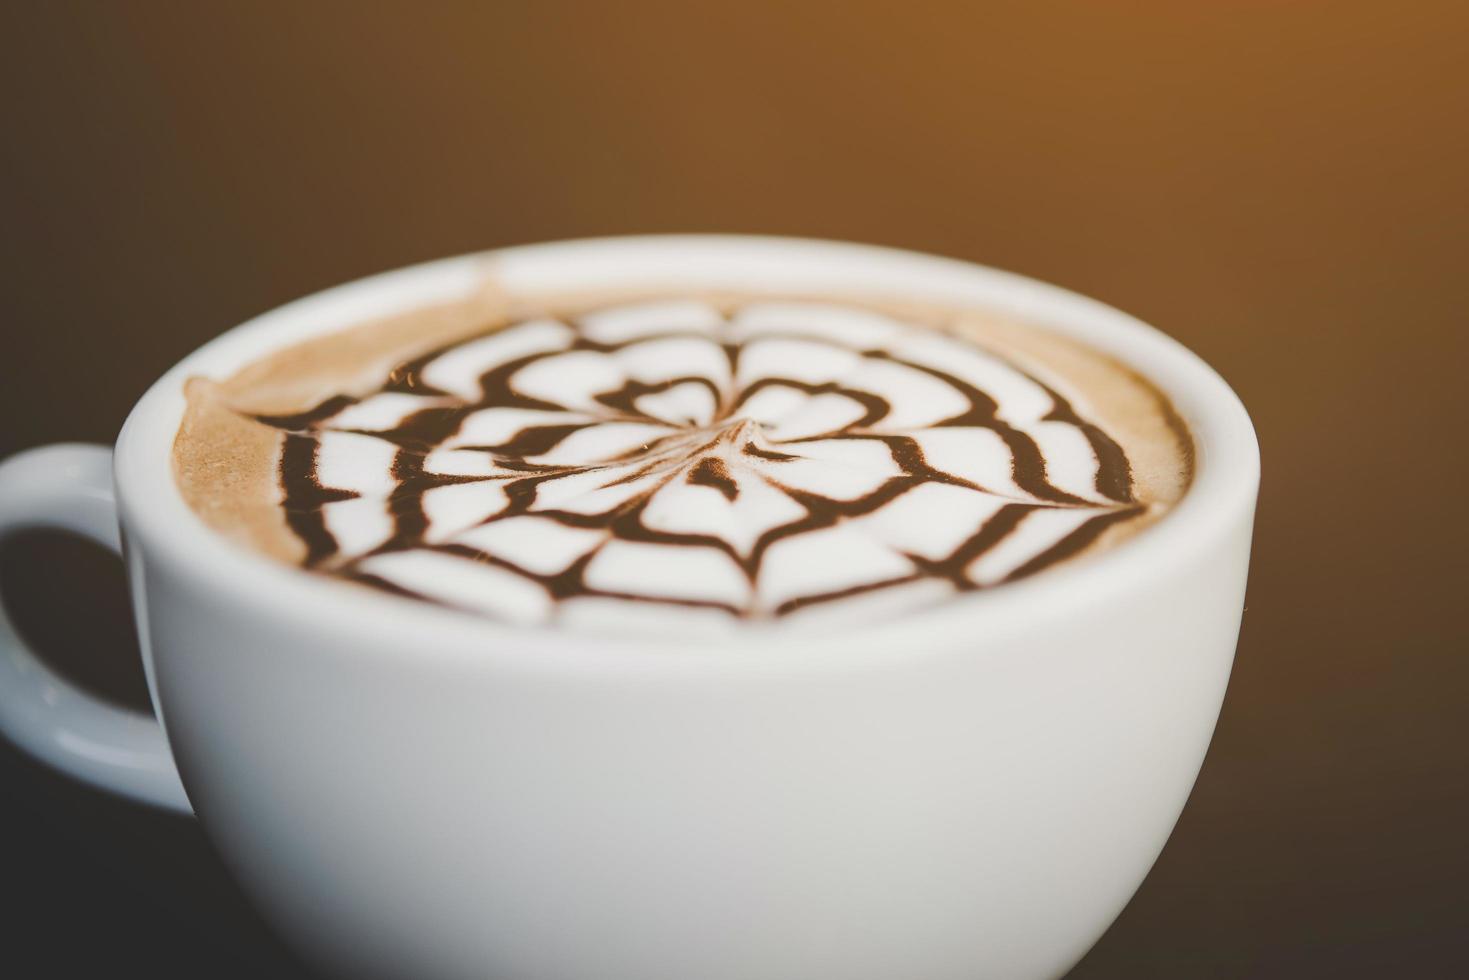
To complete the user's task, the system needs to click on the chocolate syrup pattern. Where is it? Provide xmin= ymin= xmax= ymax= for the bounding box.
xmin=252 ymin=300 xmax=1149 ymax=622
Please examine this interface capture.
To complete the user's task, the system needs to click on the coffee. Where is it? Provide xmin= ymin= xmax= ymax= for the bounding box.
xmin=173 ymin=286 xmax=1192 ymax=629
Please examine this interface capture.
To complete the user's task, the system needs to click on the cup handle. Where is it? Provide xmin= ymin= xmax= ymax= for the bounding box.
xmin=0 ymin=444 xmax=192 ymax=814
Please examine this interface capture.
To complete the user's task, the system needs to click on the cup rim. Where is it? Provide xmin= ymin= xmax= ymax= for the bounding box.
xmin=114 ymin=234 xmax=1259 ymax=665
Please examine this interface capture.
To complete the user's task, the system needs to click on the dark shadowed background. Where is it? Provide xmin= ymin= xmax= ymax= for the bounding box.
xmin=2 ymin=2 xmax=1465 ymax=977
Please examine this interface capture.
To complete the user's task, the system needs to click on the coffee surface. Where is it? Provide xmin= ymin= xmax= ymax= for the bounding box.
xmin=174 ymin=287 xmax=1191 ymax=631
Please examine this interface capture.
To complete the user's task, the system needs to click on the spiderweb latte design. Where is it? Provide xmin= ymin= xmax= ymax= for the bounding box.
xmin=254 ymin=298 xmax=1151 ymax=626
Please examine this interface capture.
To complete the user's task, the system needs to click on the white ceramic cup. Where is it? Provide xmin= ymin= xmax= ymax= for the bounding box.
xmin=0 ymin=236 xmax=1258 ymax=980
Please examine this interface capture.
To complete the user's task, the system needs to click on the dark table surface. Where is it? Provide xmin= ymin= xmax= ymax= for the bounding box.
xmin=2 ymin=3 xmax=1465 ymax=977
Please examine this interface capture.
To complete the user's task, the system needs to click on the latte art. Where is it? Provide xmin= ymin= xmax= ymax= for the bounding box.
xmin=174 ymin=291 xmax=1191 ymax=629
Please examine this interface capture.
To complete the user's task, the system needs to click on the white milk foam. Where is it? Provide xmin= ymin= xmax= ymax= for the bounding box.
xmin=261 ymin=296 xmax=1168 ymax=630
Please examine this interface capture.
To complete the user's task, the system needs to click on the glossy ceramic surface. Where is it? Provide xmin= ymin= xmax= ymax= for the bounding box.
xmin=0 ymin=237 xmax=1258 ymax=980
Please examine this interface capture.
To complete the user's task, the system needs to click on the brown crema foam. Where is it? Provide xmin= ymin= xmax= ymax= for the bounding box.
xmin=173 ymin=282 xmax=1193 ymax=624
xmin=175 ymin=286 xmax=514 ymax=565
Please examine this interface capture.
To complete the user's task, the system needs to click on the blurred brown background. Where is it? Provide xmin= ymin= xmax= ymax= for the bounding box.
xmin=2 ymin=2 xmax=1465 ymax=977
